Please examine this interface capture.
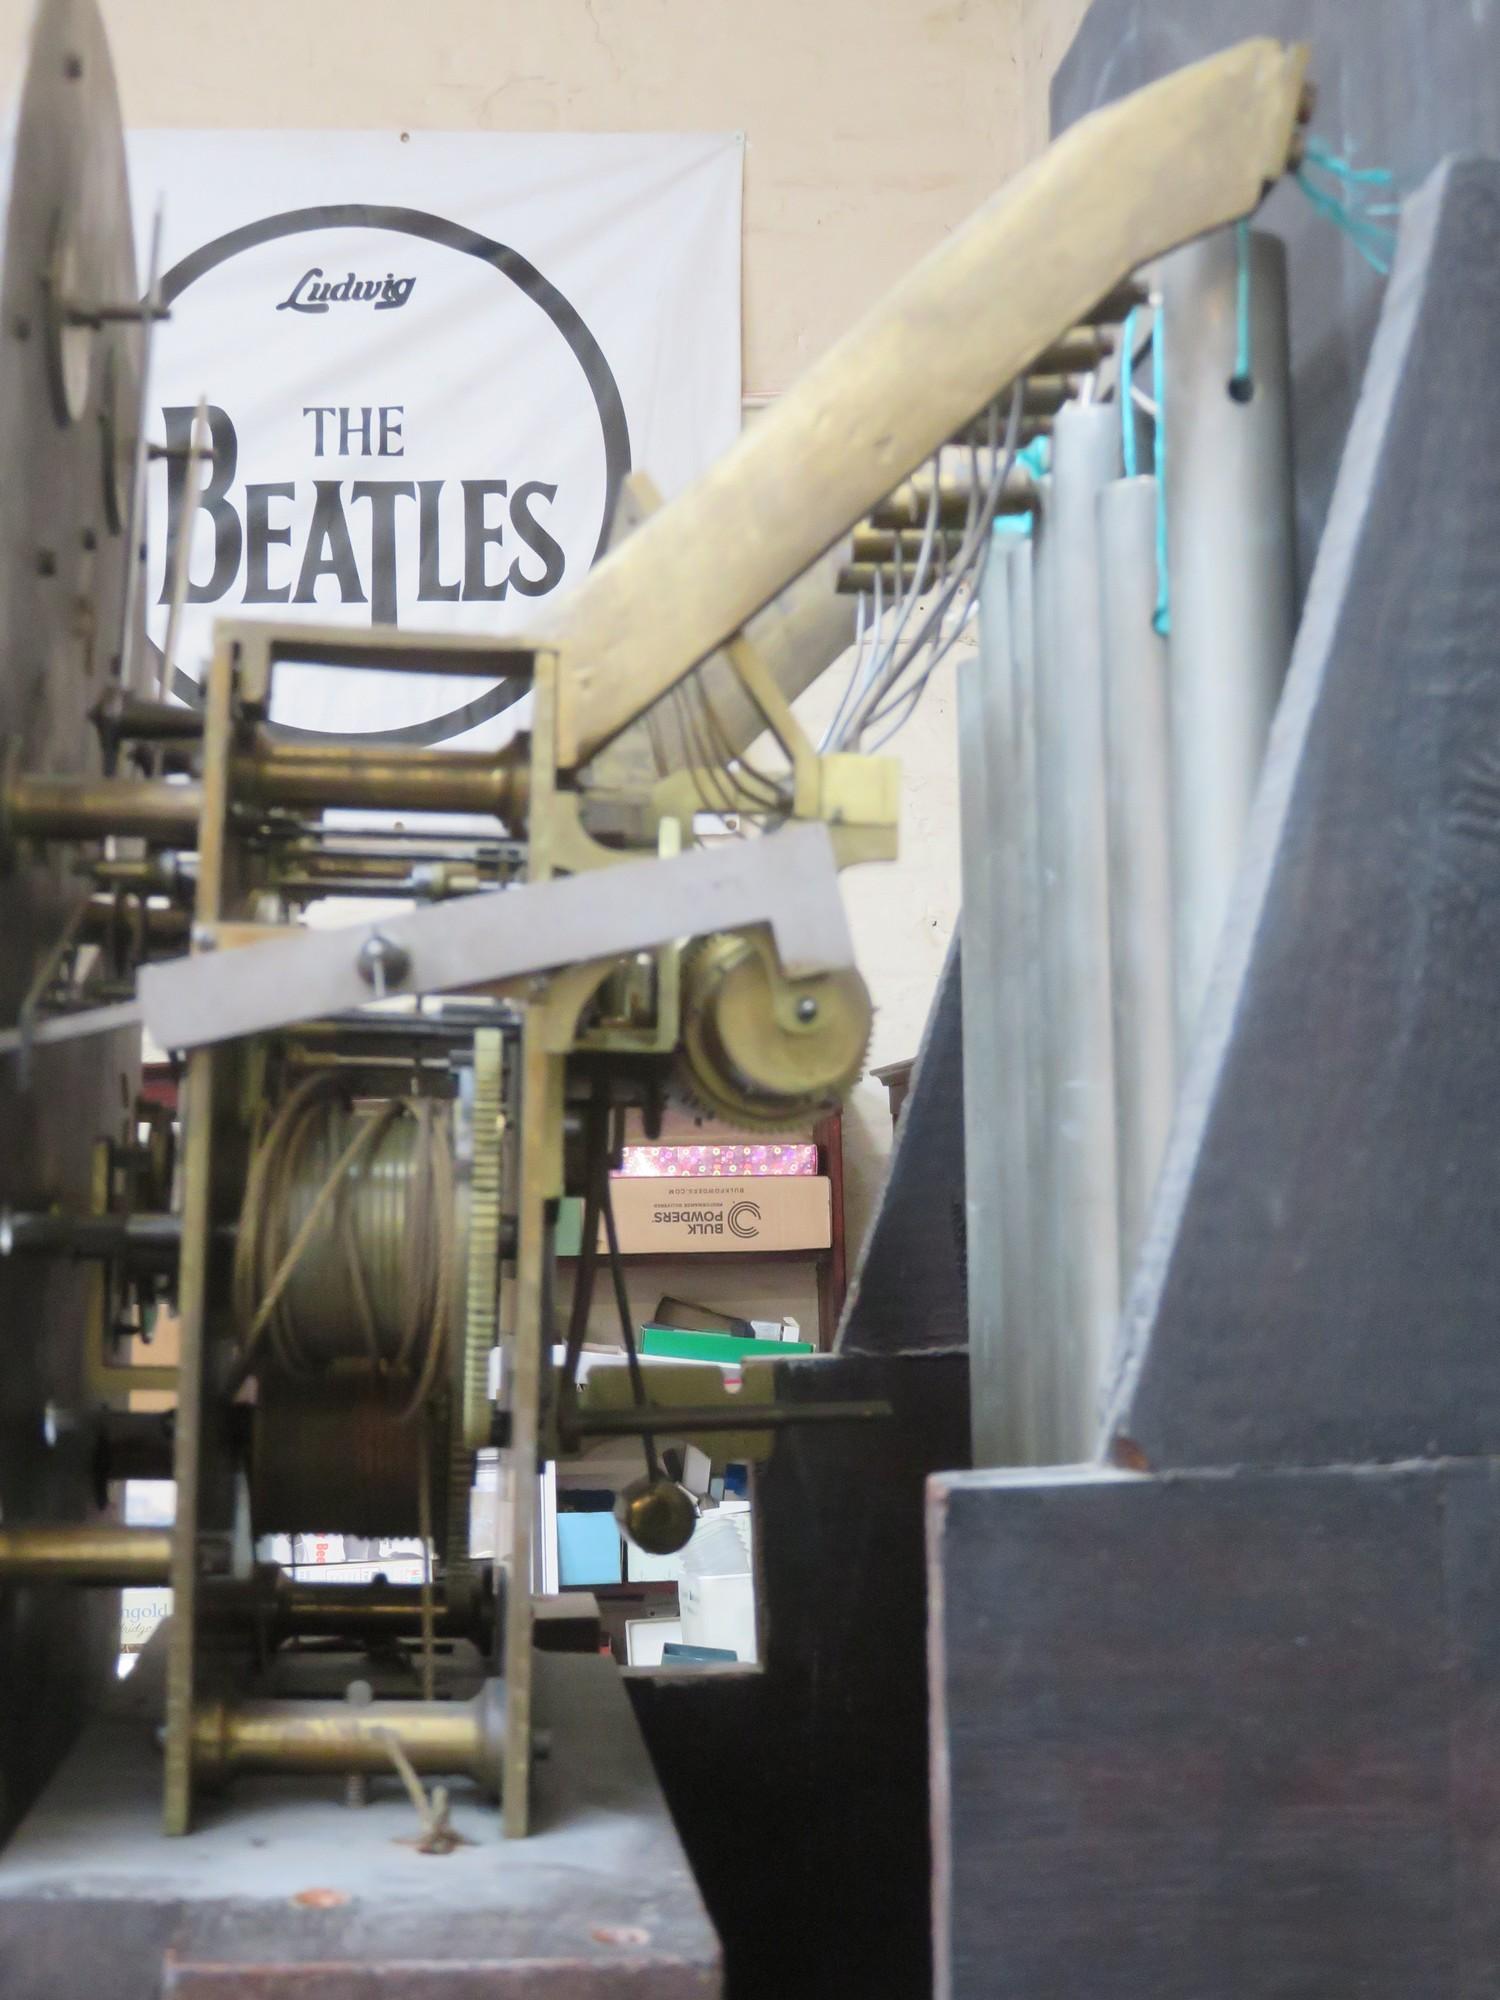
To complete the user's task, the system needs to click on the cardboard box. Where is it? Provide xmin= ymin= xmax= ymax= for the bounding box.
xmin=603 ymin=1175 xmax=831 ymax=1255
xmin=626 ymin=1616 xmax=684 ymax=1667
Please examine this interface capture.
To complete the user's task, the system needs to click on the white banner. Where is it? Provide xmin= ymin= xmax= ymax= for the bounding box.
xmin=127 ymin=131 xmax=742 ymax=746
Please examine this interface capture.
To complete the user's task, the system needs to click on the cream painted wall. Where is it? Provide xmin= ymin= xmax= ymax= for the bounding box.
xmin=81 ymin=0 xmax=1031 ymax=399
xmin=3 ymin=0 xmax=1096 ymax=1276
xmin=1018 ymin=0 xmax=1092 ymax=154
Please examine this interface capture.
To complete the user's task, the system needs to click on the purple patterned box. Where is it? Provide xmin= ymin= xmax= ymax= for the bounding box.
xmin=616 ymin=1143 xmax=818 ymax=1178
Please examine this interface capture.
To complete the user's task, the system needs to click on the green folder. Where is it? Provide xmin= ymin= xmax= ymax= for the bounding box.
xmin=640 ymin=1326 xmax=814 ymax=1362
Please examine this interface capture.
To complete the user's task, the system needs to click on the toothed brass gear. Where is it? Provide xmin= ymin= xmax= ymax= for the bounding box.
xmin=460 ymin=1028 xmax=505 ymax=1450
xmin=677 ymin=930 xmax=872 ymax=1129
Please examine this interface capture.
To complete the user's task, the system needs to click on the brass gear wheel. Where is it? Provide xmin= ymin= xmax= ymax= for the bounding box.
xmin=677 ymin=930 xmax=872 ymax=1129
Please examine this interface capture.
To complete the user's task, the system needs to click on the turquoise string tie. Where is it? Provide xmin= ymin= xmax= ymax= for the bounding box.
xmin=1229 ymin=219 xmax=1254 ymax=402
xmin=1295 ymin=135 xmax=1398 ymax=275
xmin=1119 ymin=306 xmax=1139 ymax=478
xmin=1151 ymin=310 xmax=1169 ymax=637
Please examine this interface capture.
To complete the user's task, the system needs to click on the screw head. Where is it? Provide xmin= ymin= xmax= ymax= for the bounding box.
xmin=356 ymin=933 xmax=410 ymax=997
xmin=796 ymin=994 xmax=819 ymax=1023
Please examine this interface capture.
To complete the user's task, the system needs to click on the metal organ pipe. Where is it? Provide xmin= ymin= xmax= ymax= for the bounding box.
xmin=1159 ymin=225 xmax=1296 ymax=1051
xmin=1099 ymin=475 xmax=1177 ymax=1289
xmin=963 ymin=534 xmax=1038 ymax=1467
xmin=1034 ymin=406 xmax=1122 ymax=1460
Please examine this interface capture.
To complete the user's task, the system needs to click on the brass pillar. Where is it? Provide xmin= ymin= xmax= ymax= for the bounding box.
xmin=0 ymin=1525 xmax=172 ymax=1585
xmin=233 ymin=741 xmax=528 ymax=825
xmin=4 ymin=774 xmax=202 ymax=845
xmin=190 ymin=1679 xmax=506 ymax=1795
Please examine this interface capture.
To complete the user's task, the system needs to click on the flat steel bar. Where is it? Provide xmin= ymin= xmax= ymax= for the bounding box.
xmin=0 ymin=998 xmax=143 ymax=1059
xmin=569 ymin=1399 xmax=890 ymax=1437
xmin=139 ymin=820 xmax=854 ymax=1052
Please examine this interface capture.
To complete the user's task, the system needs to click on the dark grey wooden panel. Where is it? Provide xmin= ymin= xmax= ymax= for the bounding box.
xmin=632 ymin=1350 xmax=970 ymax=2000
xmin=838 ymin=930 xmax=967 ymax=1354
xmin=1054 ymin=0 xmax=1500 ymax=594
xmin=932 ymin=1459 xmax=1498 ymax=1999
xmin=1103 ymin=157 xmax=1500 ymax=1469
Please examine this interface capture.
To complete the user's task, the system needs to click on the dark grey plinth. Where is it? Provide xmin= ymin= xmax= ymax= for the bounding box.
xmin=0 ymin=1647 xmax=718 ymax=2000
xmin=931 ymin=1458 xmax=1500 ymax=1999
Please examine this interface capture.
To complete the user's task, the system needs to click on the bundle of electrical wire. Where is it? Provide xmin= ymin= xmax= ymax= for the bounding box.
xmin=822 ymin=379 xmax=1027 ymax=755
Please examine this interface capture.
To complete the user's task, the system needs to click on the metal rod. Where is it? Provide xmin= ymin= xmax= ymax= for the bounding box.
xmin=93 ymin=1411 xmax=176 ymax=1485
xmin=869 ymin=471 xmax=1038 ymax=533
xmin=1081 ymin=277 xmax=1150 ymax=324
xmin=949 ymin=412 xmax=1055 ymax=451
xmin=190 ymin=1680 xmax=506 ymax=1794
xmin=838 ymin=563 xmax=947 ymax=597
xmin=0 ymin=1525 xmax=172 ymax=1585
xmin=1099 ymin=477 xmax=1177 ymax=1289
xmin=159 ymin=397 xmax=209 ymax=697
xmin=1161 ymin=225 xmax=1296 ymax=1050
xmin=0 ymin=1208 xmax=192 ymax=1259
xmin=5 ymin=743 xmax=529 ymax=845
xmin=80 ymin=900 xmax=192 ymax=946
xmin=1035 ymin=404 xmax=1122 ymax=1459
xmin=851 ymin=527 xmax=974 ymax=565
xmin=90 ymin=854 xmax=192 ymax=893
xmin=568 ymin=1398 xmax=890 ymax=1438
xmin=270 ymin=1582 xmax=482 ymax=1642
xmin=1033 ymin=326 xmax=1115 ymax=374
xmin=235 ymin=741 xmax=527 ymax=824
xmin=1015 ymin=373 xmax=1085 ymax=414
xmin=119 ymin=203 xmax=163 ymax=698
xmin=95 ymin=693 xmax=205 ymax=744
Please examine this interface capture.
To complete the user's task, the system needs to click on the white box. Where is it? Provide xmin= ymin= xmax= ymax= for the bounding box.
xmin=626 ymin=1616 xmax=683 ymax=1666
xmin=679 ymin=1570 xmax=757 ymax=1664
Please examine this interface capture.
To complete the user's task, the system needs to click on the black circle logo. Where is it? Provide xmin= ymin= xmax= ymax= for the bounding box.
xmin=727 ymin=1201 xmax=762 ymax=1240
xmin=155 ymin=204 xmax=630 ymax=746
